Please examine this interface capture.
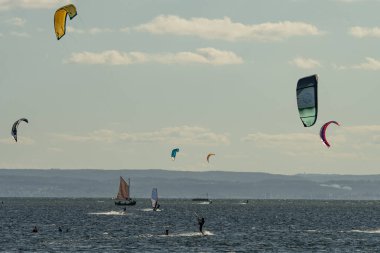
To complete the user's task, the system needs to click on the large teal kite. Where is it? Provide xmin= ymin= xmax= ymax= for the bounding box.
xmin=296 ymin=74 xmax=318 ymax=127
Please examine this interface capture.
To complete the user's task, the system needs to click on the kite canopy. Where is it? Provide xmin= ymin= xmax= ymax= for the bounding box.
xmin=206 ymin=153 xmax=215 ymax=163
xmin=320 ymin=121 xmax=340 ymax=148
xmin=54 ymin=4 xmax=77 ymax=40
xmin=11 ymin=118 xmax=28 ymax=142
xmin=296 ymin=74 xmax=318 ymax=127
xmin=171 ymin=148 xmax=180 ymax=161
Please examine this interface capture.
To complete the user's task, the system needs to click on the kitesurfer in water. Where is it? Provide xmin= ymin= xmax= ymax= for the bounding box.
xmin=165 ymin=229 xmax=169 ymax=235
xmin=32 ymin=226 xmax=38 ymax=233
xmin=198 ymin=217 xmax=205 ymax=235
xmin=58 ymin=227 xmax=62 ymax=232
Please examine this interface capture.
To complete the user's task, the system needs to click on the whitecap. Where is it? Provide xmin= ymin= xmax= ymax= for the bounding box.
xmin=88 ymin=211 xmax=127 ymax=216
xmin=351 ymin=229 xmax=380 ymax=234
xmin=141 ymin=208 xmax=162 ymax=212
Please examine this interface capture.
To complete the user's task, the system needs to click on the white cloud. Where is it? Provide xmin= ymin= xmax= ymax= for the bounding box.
xmin=5 ymin=17 xmax=26 ymax=27
xmin=289 ymin=57 xmax=321 ymax=69
xmin=345 ymin=125 xmax=380 ymax=134
xmin=51 ymin=126 xmax=230 ymax=146
xmin=0 ymin=0 xmax=68 ymax=11
xmin=66 ymin=48 xmax=243 ymax=66
xmin=353 ymin=57 xmax=380 ymax=70
xmin=10 ymin=31 xmax=30 ymax=37
xmin=135 ymin=15 xmax=323 ymax=42
xmin=343 ymin=125 xmax=380 ymax=146
xmin=67 ymin=26 xmax=113 ymax=35
xmin=333 ymin=57 xmax=380 ymax=71
xmin=242 ymin=132 xmax=317 ymax=143
xmin=88 ymin=27 xmax=112 ymax=35
xmin=120 ymin=27 xmax=130 ymax=33
xmin=242 ymin=131 xmax=346 ymax=154
xmin=349 ymin=26 xmax=380 ymax=38
xmin=48 ymin=147 xmax=63 ymax=152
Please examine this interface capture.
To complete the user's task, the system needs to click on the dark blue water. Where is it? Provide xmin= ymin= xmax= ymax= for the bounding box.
xmin=1 ymin=199 xmax=380 ymax=252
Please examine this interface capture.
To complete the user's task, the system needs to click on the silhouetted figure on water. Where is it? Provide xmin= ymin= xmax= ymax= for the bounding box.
xmin=165 ymin=229 xmax=169 ymax=235
xmin=58 ymin=227 xmax=62 ymax=232
xmin=197 ymin=217 xmax=205 ymax=235
xmin=32 ymin=226 xmax=38 ymax=233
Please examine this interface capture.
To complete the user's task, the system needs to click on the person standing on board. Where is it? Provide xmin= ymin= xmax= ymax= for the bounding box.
xmin=197 ymin=217 xmax=205 ymax=235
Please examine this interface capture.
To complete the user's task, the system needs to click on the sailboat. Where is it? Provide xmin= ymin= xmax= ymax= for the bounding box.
xmin=151 ymin=188 xmax=160 ymax=211
xmin=192 ymin=193 xmax=212 ymax=204
xmin=114 ymin=176 xmax=136 ymax=206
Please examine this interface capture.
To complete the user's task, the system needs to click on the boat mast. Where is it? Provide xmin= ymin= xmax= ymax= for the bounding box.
xmin=128 ymin=178 xmax=131 ymax=200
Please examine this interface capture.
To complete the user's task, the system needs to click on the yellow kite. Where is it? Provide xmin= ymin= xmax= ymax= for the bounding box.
xmin=54 ymin=4 xmax=77 ymax=40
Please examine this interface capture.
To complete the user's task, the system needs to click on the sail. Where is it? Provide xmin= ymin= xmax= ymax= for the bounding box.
xmin=296 ymin=74 xmax=318 ymax=127
xmin=116 ymin=177 xmax=129 ymax=200
xmin=151 ymin=188 xmax=158 ymax=208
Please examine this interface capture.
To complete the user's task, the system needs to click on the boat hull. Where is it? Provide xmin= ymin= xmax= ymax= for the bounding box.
xmin=114 ymin=199 xmax=136 ymax=206
xmin=192 ymin=198 xmax=210 ymax=202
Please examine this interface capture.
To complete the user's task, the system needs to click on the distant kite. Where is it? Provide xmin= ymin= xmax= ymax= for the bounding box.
xmin=206 ymin=153 xmax=215 ymax=163
xmin=296 ymin=74 xmax=318 ymax=127
xmin=171 ymin=148 xmax=180 ymax=161
xmin=12 ymin=118 xmax=28 ymax=142
xmin=320 ymin=121 xmax=340 ymax=148
xmin=54 ymin=4 xmax=77 ymax=40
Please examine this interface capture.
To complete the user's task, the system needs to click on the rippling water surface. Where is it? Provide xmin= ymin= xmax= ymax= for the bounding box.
xmin=1 ymin=199 xmax=380 ymax=252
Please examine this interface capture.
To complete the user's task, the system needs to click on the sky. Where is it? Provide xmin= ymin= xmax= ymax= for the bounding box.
xmin=1 ymin=0 xmax=380 ymax=174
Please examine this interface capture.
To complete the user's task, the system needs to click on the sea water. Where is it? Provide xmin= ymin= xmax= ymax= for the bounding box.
xmin=1 ymin=199 xmax=380 ymax=252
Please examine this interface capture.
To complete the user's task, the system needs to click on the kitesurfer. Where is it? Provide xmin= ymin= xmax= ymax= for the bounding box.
xmin=32 ymin=226 xmax=38 ymax=233
xmin=198 ymin=217 xmax=205 ymax=235
xmin=58 ymin=227 xmax=62 ymax=232
xmin=165 ymin=229 xmax=169 ymax=235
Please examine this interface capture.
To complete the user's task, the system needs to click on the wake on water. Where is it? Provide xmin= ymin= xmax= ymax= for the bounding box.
xmin=141 ymin=208 xmax=162 ymax=212
xmin=139 ymin=230 xmax=214 ymax=238
xmin=165 ymin=230 xmax=214 ymax=237
xmin=87 ymin=211 xmax=127 ymax=216
xmin=350 ymin=229 xmax=380 ymax=234
xmin=194 ymin=202 xmax=211 ymax=205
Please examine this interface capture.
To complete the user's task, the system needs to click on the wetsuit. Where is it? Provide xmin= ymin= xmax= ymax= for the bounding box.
xmin=198 ymin=218 xmax=205 ymax=234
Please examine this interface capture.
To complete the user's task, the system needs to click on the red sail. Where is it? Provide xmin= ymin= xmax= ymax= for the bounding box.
xmin=116 ymin=176 xmax=129 ymax=200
